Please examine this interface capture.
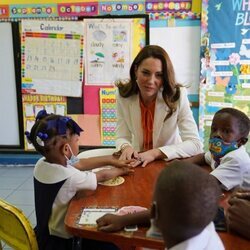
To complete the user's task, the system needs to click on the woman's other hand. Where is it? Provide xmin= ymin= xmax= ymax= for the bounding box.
xmin=134 ymin=149 xmax=165 ymax=167
xmin=119 ymin=145 xmax=139 ymax=161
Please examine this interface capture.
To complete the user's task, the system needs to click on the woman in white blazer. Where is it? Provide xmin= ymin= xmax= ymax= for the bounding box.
xmin=115 ymin=45 xmax=203 ymax=167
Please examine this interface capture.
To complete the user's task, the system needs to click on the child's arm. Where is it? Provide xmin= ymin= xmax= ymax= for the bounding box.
xmin=182 ymin=153 xmax=206 ymax=166
xmin=74 ymin=155 xmax=134 ymax=171
xmin=95 ymin=167 xmax=134 ymax=183
xmin=96 ymin=210 xmax=150 ymax=232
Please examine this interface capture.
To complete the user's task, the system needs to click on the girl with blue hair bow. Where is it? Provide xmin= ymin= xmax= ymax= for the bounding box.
xmin=25 ymin=110 xmax=133 ymax=250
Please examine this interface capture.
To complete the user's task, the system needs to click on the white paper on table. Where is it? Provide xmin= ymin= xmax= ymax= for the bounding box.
xmin=78 ymin=208 xmax=117 ymax=225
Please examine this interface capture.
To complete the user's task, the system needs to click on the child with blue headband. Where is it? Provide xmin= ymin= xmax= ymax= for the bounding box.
xmin=189 ymin=107 xmax=250 ymax=191
xmin=25 ymin=110 xmax=133 ymax=250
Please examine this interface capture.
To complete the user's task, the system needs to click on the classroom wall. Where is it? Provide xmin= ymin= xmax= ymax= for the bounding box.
xmin=0 ymin=23 xmax=20 ymax=146
xmin=0 ymin=0 xmax=201 ymax=150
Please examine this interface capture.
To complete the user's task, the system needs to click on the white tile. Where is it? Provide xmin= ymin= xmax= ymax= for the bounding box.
xmin=0 ymin=177 xmax=27 ymax=189
xmin=1 ymin=166 xmax=33 ymax=178
xmin=6 ymin=190 xmax=34 ymax=206
xmin=0 ymin=189 xmax=13 ymax=199
xmin=17 ymin=177 xmax=33 ymax=190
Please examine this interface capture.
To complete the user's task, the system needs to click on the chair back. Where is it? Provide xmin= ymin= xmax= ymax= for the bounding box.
xmin=0 ymin=199 xmax=38 ymax=250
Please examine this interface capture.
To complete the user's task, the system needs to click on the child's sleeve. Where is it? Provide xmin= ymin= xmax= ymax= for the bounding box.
xmin=210 ymin=155 xmax=244 ymax=191
xmin=204 ymin=151 xmax=212 ymax=166
xmin=72 ymin=171 xmax=97 ymax=191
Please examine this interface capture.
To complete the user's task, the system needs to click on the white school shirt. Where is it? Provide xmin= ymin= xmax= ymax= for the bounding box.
xmin=205 ymin=146 xmax=250 ymax=190
xmin=34 ymin=158 xmax=97 ymax=238
xmin=168 ymin=222 xmax=224 ymax=250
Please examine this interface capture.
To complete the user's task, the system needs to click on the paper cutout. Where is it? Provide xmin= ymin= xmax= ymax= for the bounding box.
xmin=21 ymin=20 xmax=84 ymax=97
xmin=22 ymin=94 xmax=67 ymax=150
xmin=79 ymin=208 xmax=117 ymax=225
xmin=85 ymin=18 xmax=132 ymax=85
xmin=100 ymin=88 xmax=117 ymax=146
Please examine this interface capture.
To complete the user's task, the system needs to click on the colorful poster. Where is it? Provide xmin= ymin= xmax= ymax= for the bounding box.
xmin=58 ymin=2 xmax=98 ymax=16
xmin=98 ymin=1 xmax=145 ymax=15
xmin=199 ymin=0 xmax=250 ymax=152
xmin=83 ymin=16 xmax=147 ymax=115
xmin=21 ymin=20 xmax=84 ymax=97
xmin=100 ymin=88 xmax=117 ymax=146
xmin=22 ymin=94 xmax=67 ymax=150
xmin=145 ymin=0 xmax=192 ymax=13
xmin=0 ymin=5 xmax=9 ymax=18
xmin=85 ymin=18 xmax=132 ymax=85
xmin=9 ymin=4 xmax=58 ymax=18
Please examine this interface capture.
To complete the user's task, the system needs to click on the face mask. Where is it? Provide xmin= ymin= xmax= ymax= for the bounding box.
xmin=209 ymin=137 xmax=238 ymax=160
xmin=146 ymin=218 xmax=163 ymax=239
xmin=146 ymin=201 xmax=162 ymax=239
xmin=65 ymin=144 xmax=79 ymax=166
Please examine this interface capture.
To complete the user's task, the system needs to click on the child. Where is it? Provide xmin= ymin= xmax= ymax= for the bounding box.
xmin=152 ymin=161 xmax=224 ymax=249
xmin=25 ymin=110 xmax=133 ymax=250
xmin=187 ymin=107 xmax=250 ymax=190
xmin=97 ymin=161 xmax=224 ymax=249
xmin=226 ymin=188 xmax=250 ymax=240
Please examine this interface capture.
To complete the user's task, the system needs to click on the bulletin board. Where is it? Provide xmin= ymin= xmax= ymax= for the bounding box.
xmin=77 ymin=15 xmax=149 ymax=147
xmin=199 ymin=0 xmax=250 ymax=153
xmin=19 ymin=15 xmax=149 ymax=149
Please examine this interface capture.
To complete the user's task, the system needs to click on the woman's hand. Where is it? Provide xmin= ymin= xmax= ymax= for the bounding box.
xmin=119 ymin=145 xmax=139 ymax=161
xmin=96 ymin=214 xmax=126 ymax=232
xmin=132 ymin=149 xmax=165 ymax=167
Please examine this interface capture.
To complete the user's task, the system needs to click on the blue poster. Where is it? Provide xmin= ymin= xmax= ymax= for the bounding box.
xmin=199 ymin=0 xmax=250 ymax=152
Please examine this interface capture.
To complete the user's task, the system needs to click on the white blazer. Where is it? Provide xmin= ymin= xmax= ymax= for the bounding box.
xmin=115 ymin=87 xmax=203 ymax=160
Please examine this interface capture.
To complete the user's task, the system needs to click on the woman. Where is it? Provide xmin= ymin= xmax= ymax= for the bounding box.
xmin=115 ymin=45 xmax=203 ymax=167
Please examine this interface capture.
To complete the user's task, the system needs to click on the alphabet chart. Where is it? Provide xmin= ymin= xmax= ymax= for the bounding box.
xmin=21 ymin=20 xmax=84 ymax=97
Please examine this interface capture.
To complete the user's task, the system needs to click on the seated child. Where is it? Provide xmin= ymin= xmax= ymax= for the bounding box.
xmin=25 ymin=110 xmax=133 ymax=250
xmin=152 ymin=161 xmax=224 ymax=249
xmin=187 ymin=107 xmax=250 ymax=190
xmin=97 ymin=161 xmax=224 ymax=249
xmin=226 ymin=188 xmax=250 ymax=240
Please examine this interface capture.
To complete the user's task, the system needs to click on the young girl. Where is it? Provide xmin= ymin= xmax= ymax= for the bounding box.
xmin=25 ymin=110 xmax=133 ymax=250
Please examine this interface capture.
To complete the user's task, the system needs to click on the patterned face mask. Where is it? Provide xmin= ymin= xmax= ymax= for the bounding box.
xmin=209 ymin=137 xmax=238 ymax=160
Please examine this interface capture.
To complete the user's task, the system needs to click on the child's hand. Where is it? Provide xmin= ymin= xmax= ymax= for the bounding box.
xmin=111 ymin=158 xmax=137 ymax=168
xmin=229 ymin=188 xmax=250 ymax=203
xmin=226 ymin=194 xmax=250 ymax=239
xmin=96 ymin=214 xmax=126 ymax=232
xmin=96 ymin=167 xmax=133 ymax=182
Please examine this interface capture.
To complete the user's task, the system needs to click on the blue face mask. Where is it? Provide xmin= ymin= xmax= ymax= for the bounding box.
xmin=209 ymin=137 xmax=238 ymax=160
xmin=65 ymin=144 xmax=79 ymax=166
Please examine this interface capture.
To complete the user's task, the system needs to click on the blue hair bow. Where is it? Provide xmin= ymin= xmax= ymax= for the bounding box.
xmin=46 ymin=116 xmax=83 ymax=136
xmin=36 ymin=109 xmax=49 ymax=121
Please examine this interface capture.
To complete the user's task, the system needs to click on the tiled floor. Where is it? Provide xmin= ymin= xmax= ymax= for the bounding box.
xmin=0 ymin=165 xmax=36 ymax=249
